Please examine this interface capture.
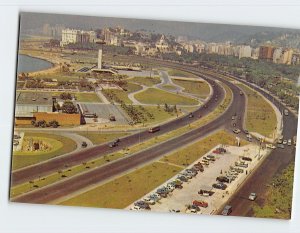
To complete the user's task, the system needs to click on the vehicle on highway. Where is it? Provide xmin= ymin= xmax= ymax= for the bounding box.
xmin=212 ymin=183 xmax=227 ymax=190
xmin=284 ymin=109 xmax=289 ymax=116
xmin=283 ymin=140 xmax=288 ymax=145
xmin=248 ymin=192 xmax=257 ymax=201
xmin=109 ymin=141 xmax=118 ymax=148
xmin=277 ymin=144 xmax=285 ymax=149
xmin=193 ymin=200 xmax=208 ymax=208
xmin=231 ymin=116 xmax=235 ymax=120
xmin=148 ymin=126 xmax=160 ymax=133
xmin=293 ymin=136 xmax=297 ymax=145
xmin=222 ymin=205 xmax=232 ymax=216
xmin=189 ymin=112 xmax=194 ymax=118
xmin=216 ymin=176 xmax=230 ymax=183
xmin=266 ymin=144 xmax=276 ymax=149
xmin=81 ymin=141 xmax=87 ymax=148
xmin=232 ymin=128 xmax=241 ymax=134
xmin=239 ymin=91 xmax=243 ymax=96
xmin=288 ymin=139 xmax=292 ymax=146
xmin=109 ymin=115 xmax=116 ymax=121
xmin=114 ymin=138 xmax=121 ymax=143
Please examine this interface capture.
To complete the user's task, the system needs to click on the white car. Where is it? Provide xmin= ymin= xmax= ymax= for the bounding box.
xmin=283 ymin=140 xmax=288 ymax=145
xmin=130 ymin=206 xmax=141 ymax=211
xmin=248 ymin=193 xmax=257 ymax=201
xmin=143 ymin=197 xmax=155 ymax=205
xmin=288 ymin=139 xmax=292 ymax=146
xmin=266 ymin=144 xmax=276 ymax=149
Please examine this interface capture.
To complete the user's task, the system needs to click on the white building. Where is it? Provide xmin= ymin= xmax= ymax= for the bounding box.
xmin=60 ymin=28 xmax=96 ymax=46
xmin=239 ymin=45 xmax=252 ymax=59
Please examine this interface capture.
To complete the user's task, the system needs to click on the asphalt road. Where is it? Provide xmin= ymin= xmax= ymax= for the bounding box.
xmin=12 ymin=64 xmax=247 ymax=203
xmin=11 ymin=66 xmax=225 ymax=186
xmin=214 ymin=71 xmax=298 ymax=217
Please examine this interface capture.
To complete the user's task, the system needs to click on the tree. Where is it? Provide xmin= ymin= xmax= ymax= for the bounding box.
xmin=61 ymin=101 xmax=77 ymax=114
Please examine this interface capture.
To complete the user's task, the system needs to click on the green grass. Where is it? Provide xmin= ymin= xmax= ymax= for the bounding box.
xmin=129 ymin=76 xmax=161 ymax=87
xmin=173 ymin=79 xmax=210 ymax=98
xmin=135 ymin=88 xmax=199 ymax=105
xmin=77 ymin=132 xmax=130 ymax=145
xmin=252 ymin=162 xmax=294 ymax=219
xmin=59 ymin=162 xmax=182 ymax=209
xmin=237 ymin=83 xmax=277 ymax=137
xmin=161 ymin=84 xmax=178 ymax=91
xmin=103 ymin=83 xmax=143 ymax=104
xmin=36 ymin=73 xmax=80 ymax=82
xmin=168 ymin=69 xmax=196 ymax=78
xmin=12 ymin=133 xmax=77 ymax=170
xmin=160 ymin=130 xmax=248 ymax=166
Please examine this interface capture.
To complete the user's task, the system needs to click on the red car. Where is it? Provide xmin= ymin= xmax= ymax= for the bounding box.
xmin=192 ymin=200 xmax=208 ymax=208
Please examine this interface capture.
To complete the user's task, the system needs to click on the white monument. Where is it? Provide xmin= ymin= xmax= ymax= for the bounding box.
xmin=98 ymin=49 xmax=102 ymax=69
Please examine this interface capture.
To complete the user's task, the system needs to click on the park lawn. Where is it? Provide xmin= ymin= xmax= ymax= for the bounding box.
xmin=172 ymin=79 xmax=210 ymax=98
xmin=161 ymin=84 xmax=178 ymax=91
xmin=129 ymin=76 xmax=161 ymax=87
xmin=12 ymin=133 xmax=77 ymax=170
xmin=237 ymin=83 xmax=277 ymax=138
xmin=36 ymin=72 xmax=80 ymax=82
xmin=160 ymin=130 xmax=248 ymax=167
xmin=77 ymin=132 xmax=130 ymax=145
xmin=135 ymin=88 xmax=199 ymax=105
xmin=252 ymin=163 xmax=294 ymax=219
xmin=168 ymin=69 xmax=196 ymax=78
xmin=103 ymin=83 xmax=143 ymax=104
xmin=59 ymin=162 xmax=182 ymax=209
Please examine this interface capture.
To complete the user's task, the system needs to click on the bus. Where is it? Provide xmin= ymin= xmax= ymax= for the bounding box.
xmin=148 ymin=126 xmax=160 ymax=133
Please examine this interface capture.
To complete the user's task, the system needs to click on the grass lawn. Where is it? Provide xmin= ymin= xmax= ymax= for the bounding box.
xmin=168 ymin=69 xmax=196 ymax=78
xmin=252 ymin=163 xmax=294 ymax=219
xmin=77 ymin=132 xmax=130 ymax=145
xmin=36 ymin=72 xmax=80 ymax=82
xmin=161 ymin=84 xmax=178 ymax=91
xmin=129 ymin=76 xmax=161 ymax=87
xmin=59 ymin=162 xmax=182 ymax=209
xmin=173 ymin=79 xmax=210 ymax=98
xmin=160 ymin=130 xmax=248 ymax=166
xmin=103 ymin=83 xmax=143 ymax=104
xmin=12 ymin=133 xmax=77 ymax=170
xmin=237 ymin=83 xmax=277 ymax=137
xmin=135 ymin=88 xmax=199 ymax=105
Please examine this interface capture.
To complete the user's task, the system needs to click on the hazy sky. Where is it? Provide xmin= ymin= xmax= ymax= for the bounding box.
xmin=20 ymin=12 xmax=300 ymax=42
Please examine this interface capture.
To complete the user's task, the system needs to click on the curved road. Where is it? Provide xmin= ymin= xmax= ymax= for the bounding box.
xmin=12 ymin=64 xmax=247 ymax=204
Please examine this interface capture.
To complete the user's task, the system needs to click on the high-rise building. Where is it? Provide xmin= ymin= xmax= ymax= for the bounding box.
xmin=259 ymin=45 xmax=275 ymax=60
xmin=239 ymin=45 xmax=252 ymax=59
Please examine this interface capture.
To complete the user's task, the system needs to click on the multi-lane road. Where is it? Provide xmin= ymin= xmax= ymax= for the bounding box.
xmin=11 ymin=63 xmax=247 ymax=203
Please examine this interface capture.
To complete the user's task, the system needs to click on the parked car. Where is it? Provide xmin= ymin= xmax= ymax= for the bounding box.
xmin=193 ymin=200 xmax=208 ymax=208
xmin=130 ymin=206 xmax=141 ymax=211
xmin=222 ymin=205 xmax=232 ymax=216
xmin=241 ymin=156 xmax=252 ymax=162
xmin=143 ymin=197 xmax=155 ymax=205
xmin=266 ymin=144 xmax=276 ymax=149
xmin=177 ymin=176 xmax=188 ymax=182
xmin=288 ymin=139 xmax=292 ymax=146
xmin=248 ymin=192 xmax=257 ymax=201
xmin=198 ymin=189 xmax=214 ymax=196
xmin=212 ymin=183 xmax=227 ymax=190
xmin=283 ymin=140 xmax=288 ymax=145
xmin=277 ymin=144 xmax=285 ymax=149
xmin=216 ymin=176 xmax=230 ymax=183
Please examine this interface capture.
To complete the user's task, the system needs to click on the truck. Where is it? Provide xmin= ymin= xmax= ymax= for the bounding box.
xmin=148 ymin=126 xmax=160 ymax=133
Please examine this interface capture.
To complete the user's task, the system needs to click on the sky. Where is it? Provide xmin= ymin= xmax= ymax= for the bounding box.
xmin=20 ymin=12 xmax=300 ymax=42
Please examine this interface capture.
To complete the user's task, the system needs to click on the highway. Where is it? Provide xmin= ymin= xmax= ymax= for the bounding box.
xmin=12 ymin=64 xmax=246 ymax=203
xmin=213 ymin=71 xmax=298 ymax=217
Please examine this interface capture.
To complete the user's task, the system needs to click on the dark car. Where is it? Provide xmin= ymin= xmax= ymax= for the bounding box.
xmin=222 ymin=205 xmax=232 ymax=216
xmin=277 ymin=144 xmax=285 ymax=149
xmin=212 ymin=183 xmax=227 ymax=190
xmin=81 ymin=141 xmax=87 ymax=148
xmin=216 ymin=176 xmax=230 ymax=183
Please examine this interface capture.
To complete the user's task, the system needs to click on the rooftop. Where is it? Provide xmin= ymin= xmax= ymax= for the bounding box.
xmin=16 ymin=92 xmax=53 ymax=106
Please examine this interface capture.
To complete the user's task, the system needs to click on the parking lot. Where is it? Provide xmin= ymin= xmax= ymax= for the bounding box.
xmin=127 ymin=143 xmax=270 ymax=215
xmin=80 ymin=103 xmax=130 ymax=125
